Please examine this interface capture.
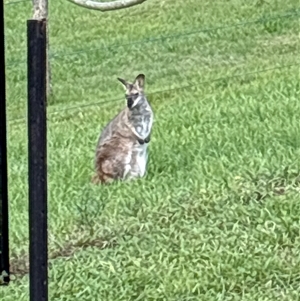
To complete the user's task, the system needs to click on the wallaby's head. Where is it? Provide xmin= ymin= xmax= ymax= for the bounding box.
xmin=117 ymin=74 xmax=145 ymax=109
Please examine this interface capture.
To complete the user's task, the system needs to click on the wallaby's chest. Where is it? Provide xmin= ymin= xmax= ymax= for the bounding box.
xmin=135 ymin=115 xmax=152 ymax=137
xmin=129 ymin=105 xmax=153 ymax=138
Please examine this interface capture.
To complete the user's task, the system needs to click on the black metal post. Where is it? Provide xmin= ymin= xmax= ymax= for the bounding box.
xmin=27 ymin=19 xmax=48 ymax=301
xmin=0 ymin=0 xmax=10 ymax=285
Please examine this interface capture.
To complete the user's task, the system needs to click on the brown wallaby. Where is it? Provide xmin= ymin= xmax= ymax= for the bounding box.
xmin=92 ymin=74 xmax=154 ymax=184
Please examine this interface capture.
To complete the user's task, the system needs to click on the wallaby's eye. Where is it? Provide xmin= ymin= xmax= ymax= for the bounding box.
xmin=126 ymin=93 xmax=139 ymax=99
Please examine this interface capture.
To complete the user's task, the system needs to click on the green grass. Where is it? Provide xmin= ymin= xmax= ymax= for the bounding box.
xmin=2 ymin=0 xmax=300 ymax=299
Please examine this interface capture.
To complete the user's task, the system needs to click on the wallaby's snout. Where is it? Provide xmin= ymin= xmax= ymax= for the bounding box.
xmin=127 ymin=96 xmax=133 ymax=108
xmin=126 ymin=92 xmax=139 ymax=109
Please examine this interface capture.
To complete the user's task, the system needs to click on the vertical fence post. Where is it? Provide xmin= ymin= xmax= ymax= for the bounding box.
xmin=0 ymin=0 xmax=10 ymax=286
xmin=27 ymin=19 xmax=48 ymax=301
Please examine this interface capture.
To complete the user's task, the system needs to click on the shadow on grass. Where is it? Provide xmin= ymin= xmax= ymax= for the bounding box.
xmin=232 ymin=167 xmax=300 ymax=203
xmin=10 ymin=234 xmax=117 ymax=278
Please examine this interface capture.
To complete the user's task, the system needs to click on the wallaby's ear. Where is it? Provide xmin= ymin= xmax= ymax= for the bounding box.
xmin=117 ymin=77 xmax=130 ymax=89
xmin=134 ymin=74 xmax=145 ymax=90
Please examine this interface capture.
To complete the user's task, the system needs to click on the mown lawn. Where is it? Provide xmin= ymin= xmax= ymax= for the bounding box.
xmin=2 ymin=0 xmax=300 ymax=300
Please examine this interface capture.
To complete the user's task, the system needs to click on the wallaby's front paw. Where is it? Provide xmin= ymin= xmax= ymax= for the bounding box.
xmin=138 ymin=138 xmax=145 ymax=145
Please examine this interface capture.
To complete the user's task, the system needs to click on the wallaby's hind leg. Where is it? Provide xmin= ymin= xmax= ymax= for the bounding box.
xmin=121 ymin=150 xmax=133 ymax=180
xmin=93 ymin=144 xmax=132 ymax=184
xmin=93 ymin=149 xmax=117 ymax=184
xmin=92 ymin=162 xmax=114 ymax=184
xmin=91 ymin=173 xmax=114 ymax=185
xmin=122 ymin=164 xmax=131 ymax=179
xmin=130 ymin=146 xmax=148 ymax=178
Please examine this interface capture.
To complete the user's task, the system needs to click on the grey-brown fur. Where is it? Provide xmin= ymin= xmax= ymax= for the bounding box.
xmin=92 ymin=74 xmax=154 ymax=184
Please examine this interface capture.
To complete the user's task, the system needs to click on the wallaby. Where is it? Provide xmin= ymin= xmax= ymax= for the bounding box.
xmin=92 ymin=74 xmax=154 ymax=184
